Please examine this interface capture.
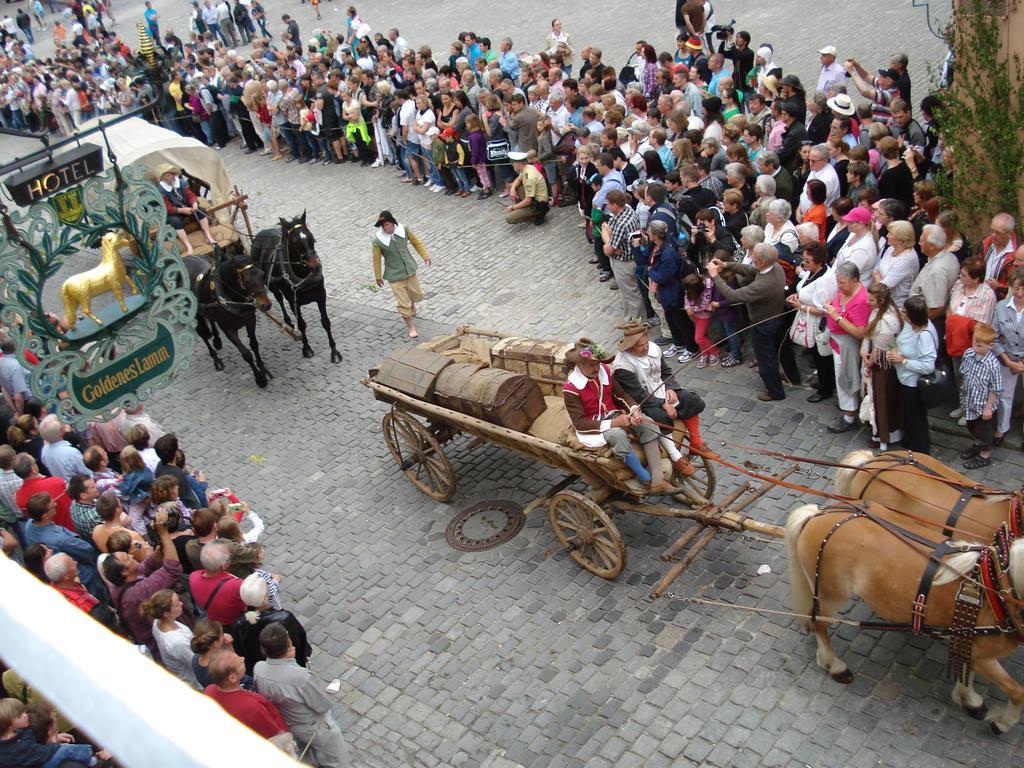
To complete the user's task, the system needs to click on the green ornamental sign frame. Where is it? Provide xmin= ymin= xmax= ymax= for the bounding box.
xmin=0 ymin=163 xmax=197 ymax=428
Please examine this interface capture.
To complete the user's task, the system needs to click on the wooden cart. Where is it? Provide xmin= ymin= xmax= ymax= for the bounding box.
xmin=365 ymin=326 xmax=782 ymax=580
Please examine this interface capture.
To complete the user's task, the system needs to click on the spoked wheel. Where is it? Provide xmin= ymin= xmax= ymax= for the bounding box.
xmin=673 ymin=452 xmax=716 ymax=507
xmin=382 ymin=409 xmax=456 ymax=501
xmin=548 ymin=490 xmax=625 ymax=579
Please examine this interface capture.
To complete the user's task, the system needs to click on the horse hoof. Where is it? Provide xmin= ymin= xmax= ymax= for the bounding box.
xmin=255 ymin=373 xmax=268 ymax=388
xmin=330 ymin=350 xmax=343 ymax=363
xmin=966 ymin=703 xmax=988 ymax=720
xmin=830 ymin=669 xmax=854 ymax=684
xmin=990 ymin=722 xmax=1007 ymax=735
xmin=302 ymin=347 xmax=314 ymax=358
xmin=214 ymin=359 xmax=225 ymax=372
xmin=212 ymin=337 xmax=223 ymax=351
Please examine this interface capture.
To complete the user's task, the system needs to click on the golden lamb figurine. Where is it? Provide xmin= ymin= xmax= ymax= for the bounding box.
xmin=61 ymin=230 xmax=138 ymax=330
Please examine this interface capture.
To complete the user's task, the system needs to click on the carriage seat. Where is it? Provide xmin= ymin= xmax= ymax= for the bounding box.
xmin=527 ymin=396 xmax=685 ymax=483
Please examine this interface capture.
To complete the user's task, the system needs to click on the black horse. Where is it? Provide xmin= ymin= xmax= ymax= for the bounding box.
xmin=249 ymin=212 xmax=343 ymax=363
xmin=185 ymin=244 xmax=274 ymax=388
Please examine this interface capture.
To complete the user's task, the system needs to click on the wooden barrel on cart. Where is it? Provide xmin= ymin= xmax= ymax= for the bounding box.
xmin=490 ymin=337 xmax=575 ymax=397
xmin=440 ymin=367 xmax=546 ymax=433
xmin=373 ymin=347 xmax=452 ymax=401
xmin=433 ymin=362 xmax=486 ymax=412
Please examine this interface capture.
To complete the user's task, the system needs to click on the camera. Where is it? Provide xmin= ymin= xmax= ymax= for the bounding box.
xmin=145 ymin=507 xmax=182 ymax=547
xmin=712 ymin=20 xmax=736 ymax=41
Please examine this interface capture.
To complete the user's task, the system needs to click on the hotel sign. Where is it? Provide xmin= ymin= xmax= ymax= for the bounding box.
xmin=4 ymin=145 xmax=104 ymax=206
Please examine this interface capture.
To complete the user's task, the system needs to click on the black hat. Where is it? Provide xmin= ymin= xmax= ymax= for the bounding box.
xmin=374 ymin=210 xmax=398 ymax=227
xmin=877 ymin=68 xmax=900 ymax=81
xmin=779 ymin=74 xmax=803 ymax=89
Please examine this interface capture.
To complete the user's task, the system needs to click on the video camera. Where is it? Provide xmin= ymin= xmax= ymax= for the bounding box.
xmin=711 ymin=20 xmax=736 ymax=41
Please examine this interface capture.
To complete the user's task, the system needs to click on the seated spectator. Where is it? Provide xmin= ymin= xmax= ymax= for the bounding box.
xmin=204 ymin=650 xmax=297 ymax=756
xmin=91 ymin=491 xmax=140 ymax=553
xmin=154 ymin=433 xmax=203 ymax=510
xmin=0 ymin=445 xmax=22 ymax=539
xmin=148 ymin=474 xmax=194 ymax=529
xmin=188 ymin=540 xmax=248 ymax=626
xmin=217 ymin=516 xmax=278 ymax=603
xmin=124 ymin=425 xmax=159 ymax=472
xmin=67 ymin=474 xmax=101 ymax=542
xmin=84 ymin=410 xmax=127 ymax=472
xmin=104 ymin=504 xmax=185 ymax=656
xmin=141 ymin=589 xmax=200 ymax=689
xmin=185 ymin=506 xmax=258 ymax=577
xmin=43 ymin=552 xmax=98 ymax=614
xmin=82 ymin=445 xmax=122 ymax=496
xmin=117 ymin=445 xmax=154 ymax=534
xmin=13 ymin=453 xmax=73 ymax=532
xmin=38 ymin=415 xmax=90 ymax=481
xmin=6 ymin=416 xmax=45 ymax=472
xmin=21 ymin=543 xmax=51 ymax=583
xmin=191 ymin=618 xmax=247 ymax=690
xmin=0 ymin=699 xmax=108 ymax=768
xmin=174 ymin=449 xmax=208 ymax=508
xmin=23 ymin=492 xmax=107 ymax=601
xmin=255 ymin=623 xmax=352 ymax=767
xmin=231 ymin=574 xmax=311 ymax=675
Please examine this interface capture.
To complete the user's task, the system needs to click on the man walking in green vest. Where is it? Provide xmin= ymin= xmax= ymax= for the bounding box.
xmin=371 ymin=210 xmax=432 ymax=338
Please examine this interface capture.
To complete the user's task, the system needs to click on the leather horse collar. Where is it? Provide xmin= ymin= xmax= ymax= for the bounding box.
xmin=195 ymin=249 xmax=259 ymax=314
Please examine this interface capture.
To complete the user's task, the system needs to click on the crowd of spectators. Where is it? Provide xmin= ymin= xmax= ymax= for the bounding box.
xmin=1 ymin=0 xmax=1022 ymax=757
xmin=0 ymin=376 xmax=347 ymax=764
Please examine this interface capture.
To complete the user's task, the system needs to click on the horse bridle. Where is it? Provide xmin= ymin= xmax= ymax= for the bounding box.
xmin=278 ymin=222 xmax=320 ymax=291
xmin=197 ymin=252 xmax=267 ymax=313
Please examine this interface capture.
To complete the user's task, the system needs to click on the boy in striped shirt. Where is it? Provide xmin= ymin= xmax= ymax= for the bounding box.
xmin=959 ymin=323 xmax=1003 ymax=470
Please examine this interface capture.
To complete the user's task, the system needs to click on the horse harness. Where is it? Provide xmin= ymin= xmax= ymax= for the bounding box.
xmin=808 ymin=499 xmax=1024 ymax=684
xmin=260 ymin=223 xmax=320 ymax=293
xmin=855 ymin=452 xmax=992 ymax=538
xmin=194 ymin=251 xmax=260 ymax=315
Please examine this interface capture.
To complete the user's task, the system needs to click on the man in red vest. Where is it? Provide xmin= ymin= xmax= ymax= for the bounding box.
xmin=562 ymin=339 xmax=677 ymax=493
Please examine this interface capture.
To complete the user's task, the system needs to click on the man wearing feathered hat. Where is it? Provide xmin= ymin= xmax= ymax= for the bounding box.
xmin=612 ymin=321 xmax=715 ymax=478
xmin=562 ymin=338 xmax=676 ymax=493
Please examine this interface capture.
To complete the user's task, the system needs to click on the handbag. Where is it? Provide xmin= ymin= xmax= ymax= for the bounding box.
xmin=917 ymin=362 xmax=958 ymax=409
xmin=486 ymin=138 xmax=509 ymax=162
xmin=788 ymin=309 xmax=815 ymax=349
xmin=618 ymin=52 xmax=638 ymax=87
xmin=814 ymin=317 xmax=831 ymax=357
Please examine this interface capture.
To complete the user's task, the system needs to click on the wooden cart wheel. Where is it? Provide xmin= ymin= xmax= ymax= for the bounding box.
xmin=548 ymin=490 xmax=625 ymax=579
xmin=673 ymin=452 xmax=716 ymax=507
xmin=382 ymin=409 xmax=456 ymax=502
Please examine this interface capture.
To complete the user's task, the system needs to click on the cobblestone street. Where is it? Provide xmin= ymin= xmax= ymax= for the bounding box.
xmin=6 ymin=0 xmax=1024 ymax=765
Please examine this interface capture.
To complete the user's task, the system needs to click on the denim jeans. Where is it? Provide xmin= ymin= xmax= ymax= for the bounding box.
xmin=199 ymin=119 xmax=213 ymax=145
xmin=41 ymin=743 xmax=94 ymax=768
xmin=281 ymin=122 xmax=305 ymax=158
xmin=718 ymin=318 xmax=742 ymax=359
xmin=452 ymin=165 xmax=470 ymax=191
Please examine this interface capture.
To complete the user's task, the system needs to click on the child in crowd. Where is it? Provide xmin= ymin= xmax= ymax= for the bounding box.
xmin=0 ymin=698 xmax=109 ymax=766
xmin=959 ymin=323 xmax=1003 ymax=470
xmin=464 ymin=115 xmax=492 ymax=199
xmin=682 ymin=272 xmax=720 ymax=368
xmin=440 ymin=127 xmax=470 ymax=197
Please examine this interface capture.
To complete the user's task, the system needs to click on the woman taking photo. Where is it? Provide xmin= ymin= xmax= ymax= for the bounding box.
xmin=787 ymin=242 xmax=835 ymax=403
xmin=870 ymin=219 xmax=919 ymax=308
xmin=860 ymin=283 xmax=904 ymax=449
xmin=887 ymin=296 xmax=938 ymax=453
xmin=824 ymin=262 xmax=870 ymax=433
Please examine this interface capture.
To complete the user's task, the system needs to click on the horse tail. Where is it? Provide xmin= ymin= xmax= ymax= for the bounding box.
xmin=785 ymin=503 xmax=821 ymax=616
xmin=834 ymin=449 xmax=875 ymax=498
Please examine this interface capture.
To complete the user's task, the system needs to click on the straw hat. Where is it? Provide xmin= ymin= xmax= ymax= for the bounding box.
xmin=154 ymin=162 xmax=179 ymax=179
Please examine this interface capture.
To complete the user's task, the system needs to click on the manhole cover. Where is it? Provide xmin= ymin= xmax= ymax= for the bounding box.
xmin=445 ymin=500 xmax=525 ymax=552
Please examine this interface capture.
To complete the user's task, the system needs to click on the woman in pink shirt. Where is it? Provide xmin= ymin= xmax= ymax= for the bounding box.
xmin=824 ymin=261 xmax=871 ymax=433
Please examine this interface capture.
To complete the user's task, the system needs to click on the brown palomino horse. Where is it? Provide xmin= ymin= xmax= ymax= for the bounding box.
xmin=786 ymin=501 xmax=1024 ymax=734
xmin=835 ymin=450 xmax=1017 ymax=543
